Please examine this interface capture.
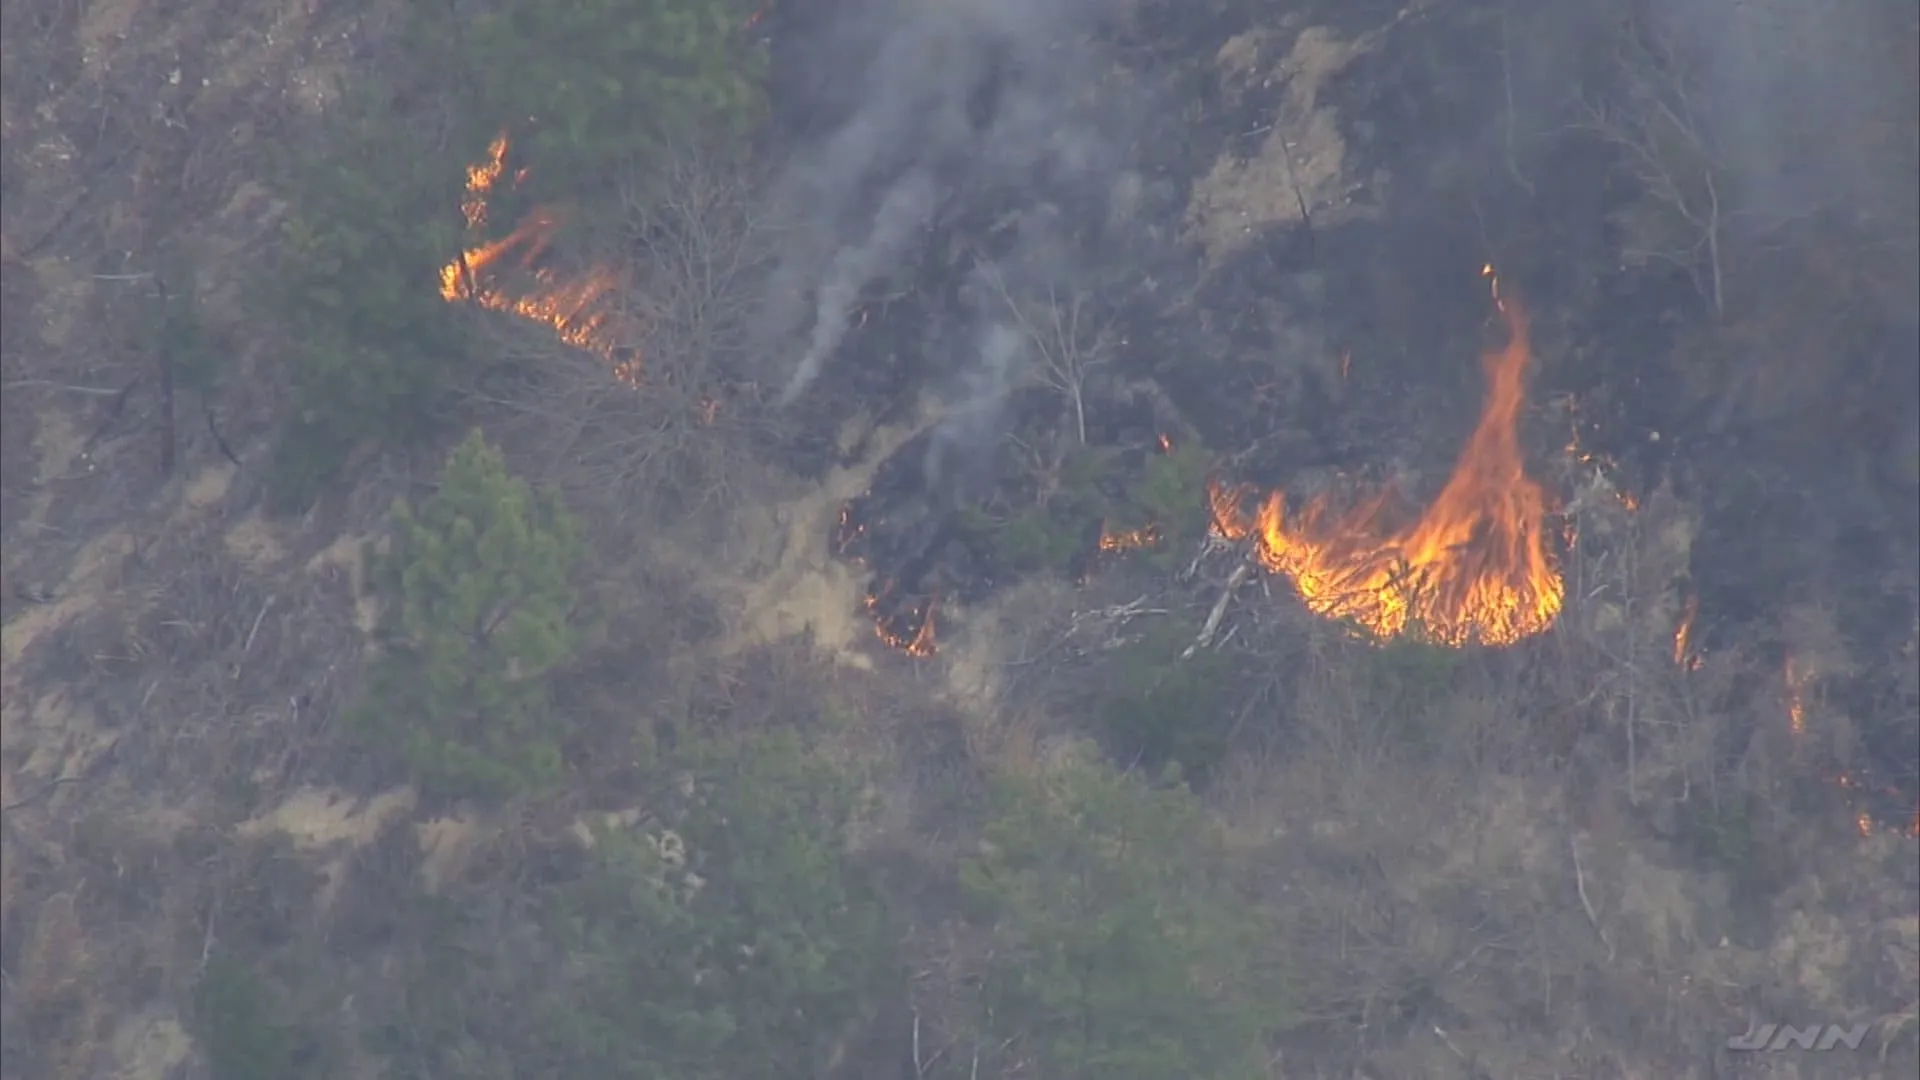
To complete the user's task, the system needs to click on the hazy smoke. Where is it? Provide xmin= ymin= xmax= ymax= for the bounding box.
xmin=1647 ymin=0 xmax=1918 ymax=305
xmin=777 ymin=169 xmax=937 ymax=406
xmin=759 ymin=0 xmax=1134 ymax=438
xmin=923 ymin=317 xmax=1025 ymax=498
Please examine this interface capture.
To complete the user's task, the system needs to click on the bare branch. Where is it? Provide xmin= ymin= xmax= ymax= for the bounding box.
xmin=977 ymin=262 xmax=1117 ymax=445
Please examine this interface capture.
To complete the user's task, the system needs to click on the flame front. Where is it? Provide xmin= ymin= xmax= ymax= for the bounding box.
xmin=1209 ymin=270 xmax=1564 ymax=646
xmin=440 ymin=133 xmax=633 ymax=381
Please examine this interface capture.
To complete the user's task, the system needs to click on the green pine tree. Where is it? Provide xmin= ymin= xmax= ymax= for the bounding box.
xmin=261 ymin=81 xmax=475 ymax=511
xmin=538 ymin=732 xmax=898 ymax=1079
xmin=369 ymin=733 xmax=899 ymax=1079
xmin=431 ymin=0 xmax=768 ymax=218
xmin=961 ymin=757 xmax=1275 ymax=1080
xmin=352 ymin=429 xmax=582 ymax=798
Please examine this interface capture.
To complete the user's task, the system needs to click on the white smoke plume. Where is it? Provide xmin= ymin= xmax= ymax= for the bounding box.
xmin=758 ymin=0 xmax=1134 ymax=424
xmin=777 ymin=169 xmax=938 ymax=406
xmin=924 ymin=317 xmax=1025 ymax=497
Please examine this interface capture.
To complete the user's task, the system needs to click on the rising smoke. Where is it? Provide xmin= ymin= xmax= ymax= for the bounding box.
xmin=1639 ymin=0 xmax=1918 ymax=310
xmin=775 ymin=168 xmax=939 ymax=408
xmin=758 ymin=0 xmax=1138 ymax=466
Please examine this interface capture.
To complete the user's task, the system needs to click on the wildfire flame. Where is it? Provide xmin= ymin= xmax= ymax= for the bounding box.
xmin=1099 ymin=522 xmax=1160 ymax=553
xmin=439 ymin=133 xmax=636 ymax=382
xmin=1673 ymin=593 xmax=1704 ymax=670
xmin=864 ymin=579 xmax=937 ymax=657
xmin=1208 ymin=267 xmax=1564 ymax=646
xmin=1784 ymin=655 xmax=1813 ymax=737
xmin=1830 ymin=772 xmax=1919 ymax=838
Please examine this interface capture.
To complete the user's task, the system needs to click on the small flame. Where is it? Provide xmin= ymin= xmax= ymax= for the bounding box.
xmin=1099 ymin=521 xmax=1160 ymax=553
xmin=440 ymin=133 xmax=635 ymax=381
xmin=1784 ymin=656 xmax=1813 ymax=737
xmin=1673 ymin=593 xmax=1704 ymax=670
xmin=461 ymin=133 xmax=510 ymax=230
xmin=1824 ymin=771 xmax=1918 ymax=840
xmin=1561 ymin=407 xmax=1638 ymax=512
xmin=838 ymin=496 xmax=939 ymax=657
xmin=865 ymin=579 xmax=937 ymax=657
xmin=1207 ymin=268 xmax=1564 ymax=646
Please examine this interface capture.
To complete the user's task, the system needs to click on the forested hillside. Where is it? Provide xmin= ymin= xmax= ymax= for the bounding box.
xmin=2 ymin=2 xmax=1915 ymax=1078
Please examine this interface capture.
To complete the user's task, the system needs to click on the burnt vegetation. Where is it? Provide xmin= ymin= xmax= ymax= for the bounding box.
xmin=1 ymin=1 xmax=1917 ymax=1079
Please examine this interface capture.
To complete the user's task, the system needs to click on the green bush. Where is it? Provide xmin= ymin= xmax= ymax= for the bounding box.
xmin=152 ymin=264 xmax=225 ymax=398
xmin=989 ymin=504 xmax=1093 ymax=574
xmin=453 ymin=0 xmax=767 ymax=209
xmin=1118 ymin=439 xmax=1212 ymax=571
xmin=190 ymin=953 xmax=330 ymax=1080
xmin=1349 ymin=631 xmax=1461 ymax=754
xmin=543 ymin=733 xmax=896 ymax=1078
xmin=260 ymin=2 xmax=767 ymax=508
xmin=966 ymin=447 xmax=1114 ymax=574
xmin=961 ymin=758 xmax=1274 ymax=1079
xmin=371 ymin=732 xmax=898 ymax=1080
xmin=350 ymin=429 xmax=583 ymax=799
xmin=262 ymin=86 xmax=473 ymax=510
xmin=1099 ymin=619 xmax=1235 ymax=783
xmin=969 ymin=439 xmax=1213 ymax=578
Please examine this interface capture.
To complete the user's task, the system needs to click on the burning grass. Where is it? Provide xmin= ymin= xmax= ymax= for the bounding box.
xmin=1208 ymin=267 xmax=1564 ymax=647
xmin=835 ymin=496 xmax=943 ymax=658
xmin=439 ymin=134 xmax=637 ymax=382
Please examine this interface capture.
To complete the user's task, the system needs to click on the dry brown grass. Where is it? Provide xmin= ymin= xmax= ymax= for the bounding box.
xmin=9 ymin=888 xmax=107 ymax=1078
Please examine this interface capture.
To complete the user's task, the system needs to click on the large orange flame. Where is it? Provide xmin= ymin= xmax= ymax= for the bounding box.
xmin=1209 ymin=268 xmax=1564 ymax=646
xmin=439 ymin=133 xmax=636 ymax=382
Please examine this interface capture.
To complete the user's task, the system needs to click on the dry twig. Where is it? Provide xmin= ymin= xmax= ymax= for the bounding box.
xmin=1570 ymin=833 xmax=1616 ymax=963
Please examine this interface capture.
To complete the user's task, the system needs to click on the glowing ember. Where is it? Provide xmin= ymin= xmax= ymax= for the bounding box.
xmin=440 ymin=133 xmax=634 ymax=381
xmin=1673 ymin=593 xmax=1704 ymax=670
xmin=865 ymin=580 xmax=937 ymax=657
xmin=834 ymin=504 xmax=868 ymax=560
xmin=1784 ymin=656 xmax=1813 ymax=736
xmin=1208 ymin=267 xmax=1564 ymax=646
xmin=1099 ymin=521 xmax=1159 ymax=553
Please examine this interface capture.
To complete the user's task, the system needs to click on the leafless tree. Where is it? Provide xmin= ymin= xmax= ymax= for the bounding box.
xmin=1579 ymin=19 xmax=1730 ymax=318
xmin=472 ymin=145 xmax=774 ymax=542
xmin=979 ymin=265 xmax=1116 ymax=446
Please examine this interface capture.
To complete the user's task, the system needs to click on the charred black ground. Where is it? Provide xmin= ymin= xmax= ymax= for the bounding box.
xmin=758 ymin=0 xmax=1918 ymax=827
